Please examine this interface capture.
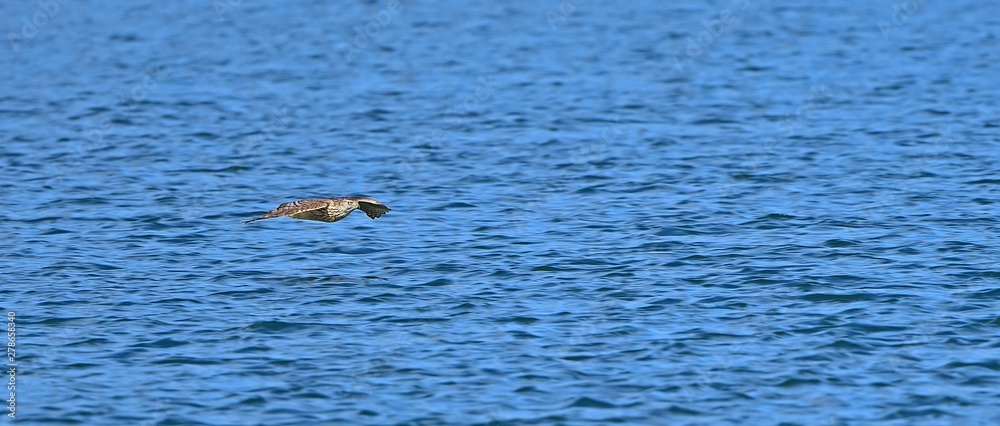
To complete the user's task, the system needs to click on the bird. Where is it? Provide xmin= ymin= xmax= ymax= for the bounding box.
xmin=244 ymin=197 xmax=391 ymax=224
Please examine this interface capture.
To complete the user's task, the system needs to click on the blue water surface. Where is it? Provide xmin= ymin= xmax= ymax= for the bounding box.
xmin=1 ymin=0 xmax=999 ymax=425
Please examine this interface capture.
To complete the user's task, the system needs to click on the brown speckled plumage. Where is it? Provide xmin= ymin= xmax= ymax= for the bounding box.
xmin=244 ymin=197 xmax=390 ymax=224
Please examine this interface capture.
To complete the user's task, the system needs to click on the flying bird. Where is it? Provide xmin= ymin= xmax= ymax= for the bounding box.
xmin=244 ymin=197 xmax=390 ymax=224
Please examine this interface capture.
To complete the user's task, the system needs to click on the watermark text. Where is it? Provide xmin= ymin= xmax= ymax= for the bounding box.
xmin=7 ymin=312 xmax=16 ymax=419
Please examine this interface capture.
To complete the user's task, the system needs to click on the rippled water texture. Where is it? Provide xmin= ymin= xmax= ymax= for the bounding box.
xmin=2 ymin=0 xmax=999 ymax=425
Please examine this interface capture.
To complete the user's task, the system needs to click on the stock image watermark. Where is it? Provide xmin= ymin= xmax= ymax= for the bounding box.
xmin=398 ymin=73 xmax=496 ymax=174
xmin=860 ymin=125 xmax=955 ymax=221
xmin=487 ymin=404 xmax=511 ymax=426
xmin=45 ymin=65 xmax=167 ymax=185
xmin=185 ymin=105 xmax=293 ymax=220
xmin=719 ymin=84 xmax=833 ymax=197
xmin=673 ymin=0 xmax=750 ymax=73
xmin=138 ymin=398 xmax=170 ymax=426
xmin=336 ymin=0 xmax=405 ymax=64
xmin=679 ymin=313 xmax=769 ymax=405
xmin=514 ymin=115 xmax=621 ymax=227
xmin=6 ymin=0 xmax=69 ymax=54
xmin=556 ymin=300 xmax=627 ymax=362
xmin=6 ymin=312 xmax=15 ymax=419
xmin=349 ymin=334 xmax=418 ymax=391
xmin=83 ymin=65 xmax=166 ymax=147
xmin=774 ymin=84 xmax=833 ymax=138
xmin=877 ymin=0 xmax=927 ymax=41
xmin=878 ymin=309 xmax=946 ymax=374
xmin=442 ymin=74 xmax=497 ymax=127
xmin=213 ymin=0 xmax=243 ymax=22
xmin=546 ymin=0 xmax=585 ymax=31
xmin=220 ymin=305 xmax=278 ymax=354
xmin=239 ymin=106 xmax=294 ymax=153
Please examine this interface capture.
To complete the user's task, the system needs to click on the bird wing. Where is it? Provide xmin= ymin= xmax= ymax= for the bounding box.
xmin=244 ymin=198 xmax=329 ymax=224
xmin=347 ymin=197 xmax=391 ymax=219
